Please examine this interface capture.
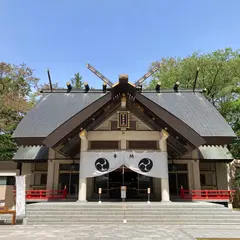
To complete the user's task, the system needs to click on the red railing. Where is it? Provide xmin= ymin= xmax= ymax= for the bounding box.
xmin=180 ymin=186 xmax=235 ymax=201
xmin=13 ymin=187 xmax=67 ymax=201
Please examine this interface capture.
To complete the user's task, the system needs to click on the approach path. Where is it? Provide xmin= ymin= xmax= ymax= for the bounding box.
xmin=1 ymin=224 xmax=240 ymax=240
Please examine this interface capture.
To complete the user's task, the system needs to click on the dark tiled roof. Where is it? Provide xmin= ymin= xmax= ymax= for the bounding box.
xmin=12 ymin=146 xmax=49 ymax=161
xmin=13 ymin=91 xmax=107 ymax=138
xmin=13 ymin=91 xmax=235 ymax=139
xmin=142 ymin=92 xmax=235 ymax=137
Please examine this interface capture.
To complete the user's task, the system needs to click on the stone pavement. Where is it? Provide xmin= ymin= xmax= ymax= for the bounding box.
xmin=1 ymin=224 xmax=240 ymax=240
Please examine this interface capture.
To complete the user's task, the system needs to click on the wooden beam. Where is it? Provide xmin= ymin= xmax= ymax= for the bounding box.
xmin=160 ymin=129 xmax=169 ymax=140
xmin=87 ymin=131 xmax=162 ymax=141
xmin=134 ymin=63 xmax=161 ymax=86
xmin=43 ymin=93 xmax=112 ymax=148
xmin=86 ymin=102 xmax=121 ymax=131
xmin=135 ymin=92 xmax=205 ymax=147
xmin=86 ymin=63 xmax=113 ymax=87
xmin=127 ymin=102 xmax=160 ymax=131
xmin=130 ymin=100 xmax=194 ymax=158
xmin=79 ymin=129 xmax=87 ymax=140
xmin=53 ymin=101 xmax=121 ymax=157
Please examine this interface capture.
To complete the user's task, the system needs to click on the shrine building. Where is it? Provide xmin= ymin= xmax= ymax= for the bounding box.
xmin=0 ymin=68 xmax=236 ymax=202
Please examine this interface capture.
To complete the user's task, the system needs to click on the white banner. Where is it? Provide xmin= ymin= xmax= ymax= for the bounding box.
xmin=80 ymin=151 xmax=168 ymax=179
xmin=123 ymin=151 xmax=168 ymax=178
xmin=15 ymin=176 xmax=26 ymax=216
xmin=80 ymin=151 xmax=123 ymax=179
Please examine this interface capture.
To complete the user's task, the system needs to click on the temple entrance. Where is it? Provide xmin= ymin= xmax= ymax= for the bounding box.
xmin=58 ymin=163 xmax=79 ymax=196
xmin=93 ymin=167 xmax=153 ymax=200
xmin=109 ymin=168 xmax=138 ymax=198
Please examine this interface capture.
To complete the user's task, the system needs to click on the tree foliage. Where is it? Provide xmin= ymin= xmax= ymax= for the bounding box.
xmin=71 ymin=72 xmax=83 ymax=89
xmin=0 ymin=62 xmax=39 ymax=160
xmin=0 ymin=65 xmax=85 ymax=160
xmin=38 ymin=82 xmax=60 ymax=90
xmin=0 ymin=134 xmax=17 ymax=160
xmin=148 ymin=48 xmax=240 ymax=158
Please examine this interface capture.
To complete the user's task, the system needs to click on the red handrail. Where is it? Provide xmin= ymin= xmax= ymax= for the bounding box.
xmin=13 ymin=186 xmax=67 ymax=200
xmin=180 ymin=186 xmax=235 ymax=201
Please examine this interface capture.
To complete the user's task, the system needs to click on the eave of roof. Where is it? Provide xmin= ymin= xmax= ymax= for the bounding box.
xmin=12 ymin=90 xmax=236 ymax=148
xmin=141 ymin=91 xmax=236 ymax=138
xmin=198 ymin=145 xmax=233 ymax=160
xmin=135 ymin=92 xmax=205 ymax=147
xmin=12 ymin=145 xmax=49 ymax=162
xmin=12 ymin=145 xmax=234 ymax=162
xmin=12 ymin=91 xmax=107 ymax=141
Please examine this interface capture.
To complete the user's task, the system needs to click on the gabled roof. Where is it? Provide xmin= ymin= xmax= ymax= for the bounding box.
xmin=12 ymin=89 xmax=236 ymax=156
xmin=142 ymin=91 xmax=235 ymax=137
xmin=136 ymin=92 xmax=204 ymax=147
xmin=13 ymin=90 xmax=235 ymax=141
xmin=13 ymin=91 xmax=107 ymax=145
xmin=42 ymin=92 xmax=112 ymax=148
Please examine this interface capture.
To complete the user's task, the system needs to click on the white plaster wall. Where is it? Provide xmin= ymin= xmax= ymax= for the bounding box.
xmin=0 ymin=161 xmax=18 ymax=176
xmin=34 ymin=163 xmax=48 ymax=171
xmin=88 ymin=131 xmax=161 ymax=141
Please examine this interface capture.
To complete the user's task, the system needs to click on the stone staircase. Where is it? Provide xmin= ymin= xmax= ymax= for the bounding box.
xmin=23 ymin=201 xmax=240 ymax=225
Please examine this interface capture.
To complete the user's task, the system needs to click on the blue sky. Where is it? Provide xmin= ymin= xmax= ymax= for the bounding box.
xmin=1 ymin=0 xmax=240 ymax=89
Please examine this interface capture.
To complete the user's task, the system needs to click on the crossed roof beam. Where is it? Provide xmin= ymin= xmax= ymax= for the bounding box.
xmin=86 ymin=63 xmax=161 ymax=88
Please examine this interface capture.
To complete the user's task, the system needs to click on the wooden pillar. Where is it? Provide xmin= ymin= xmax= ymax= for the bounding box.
xmin=21 ymin=163 xmax=34 ymax=190
xmin=192 ymin=149 xmax=201 ymax=190
xmin=159 ymin=130 xmax=170 ymax=202
xmin=46 ymin=148 xmax=55 ymax=191
xmin=78 ymin=130 xmax=88 ymax=202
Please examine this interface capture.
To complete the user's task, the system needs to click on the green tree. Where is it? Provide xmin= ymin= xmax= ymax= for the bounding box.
xmin=148 ymin=48 xmax=240 ymax=158
xmin=0 ymin=62 xmax=39 ymax=160
xmin=71 ymin=72 xmax=83 ymax=89
xmin=31 ymin=82 xmax=61 ymax=104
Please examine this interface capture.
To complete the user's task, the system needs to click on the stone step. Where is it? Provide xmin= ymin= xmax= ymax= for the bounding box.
xmin=26 ymin=209 xmax=231 ymax=213
xmin=24 ymin=202 xmax=236 ymax=225
xmin=25 ymin=222 xmax=240 ymax=226
xmin=26 ymin=218 xmax=240 ymax=224
xmin=26 ymin=203 xmax=225 ymax=208
xmin=26 ymin=211 xmax=236 ymax=216
xmin=26 ymin=206 xmax=229 ymax=211
xmin=26 ymin=214 xmax=240 ymax=219
xmin=27 ymin=210 xmax=232 ymax=215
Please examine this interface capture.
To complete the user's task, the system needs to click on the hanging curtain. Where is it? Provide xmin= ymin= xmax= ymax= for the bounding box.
xmin=123 ymin=151 xmax=168 ymax=178
xmin=80 ymin=151 xmax=168 ymax=179
xmin=80 ymin=151 xmax=123 ymax=178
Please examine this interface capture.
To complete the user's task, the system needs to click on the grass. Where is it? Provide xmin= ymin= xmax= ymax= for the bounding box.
xmin=233 ymin=208 xmax=240 ymax=211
